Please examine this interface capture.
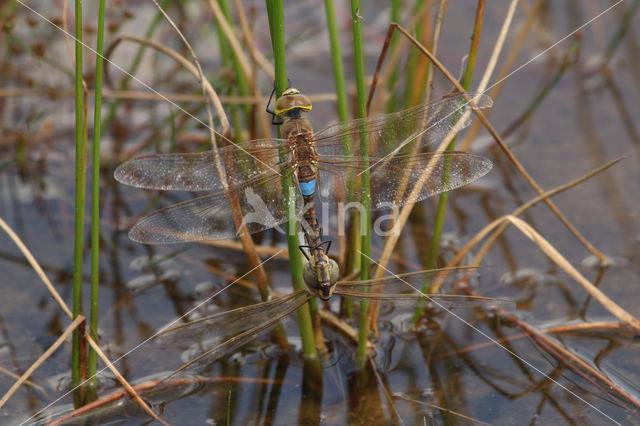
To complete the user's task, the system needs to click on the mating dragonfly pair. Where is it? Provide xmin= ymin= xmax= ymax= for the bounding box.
xmin=115 ymin=88 xmax=493 ymax=301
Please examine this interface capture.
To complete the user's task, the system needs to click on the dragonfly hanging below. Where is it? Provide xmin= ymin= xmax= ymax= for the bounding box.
xmin=154 ymin=266 xmax=513 ymax=376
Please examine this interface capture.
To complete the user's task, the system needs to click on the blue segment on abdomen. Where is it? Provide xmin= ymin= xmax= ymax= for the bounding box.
xmin=300 ymin=179 xmax=316 ymax=196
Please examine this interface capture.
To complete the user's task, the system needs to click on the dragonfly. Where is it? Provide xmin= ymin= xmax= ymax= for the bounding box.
xmin=115 ymin=89 xmax=493 ymax=298
xmin=154 ymin=265 xmax=513 ymax=376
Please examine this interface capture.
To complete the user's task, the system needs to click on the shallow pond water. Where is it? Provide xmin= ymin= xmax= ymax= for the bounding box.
xmin=1 ymin=1 xmax=640 ymax=424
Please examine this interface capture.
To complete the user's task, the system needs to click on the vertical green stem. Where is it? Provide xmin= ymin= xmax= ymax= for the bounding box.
xmin=324 ymin=0 xmax=349 ymax=124
xmin=424 ymin=0 xmax=484 ymax=276
xmin=265 ymin=0 xmax=317 ymax=361
xmin=88 ymin=0 xmax=106 ymax=386
xmin=324 ymin=0 xmax=357 ymax=317
xmin=350 ymin=0 xmax=370 ymax=367
xmin=72 ymin=0 xmax=86 ymax=398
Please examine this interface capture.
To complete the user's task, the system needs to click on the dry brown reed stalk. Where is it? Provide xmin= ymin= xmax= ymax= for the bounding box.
xmin=0 ymin=316 xmax=85 ymax=409
xmin=85 ymin=335 xmax=168 ymax=424
xmin=230 ymin=0 xmax=272 ymax=139
xmin=429 ymin=312 xmax=640 ymax=408
xmin=430 ymin=157 xmax=622 ymax=287
xmin=500 ymin=215 xmax=640 ymax=330
xmin=365 ymin=3 xmax=516 ymax=284
xmin=394 ymin=394 xmax=492 ymax=425
xmin=426 ymin=158 xmax=640 ymax=330
xmin=0 ymin=218 xmax=157 ymax=420
xmin=107 ymin=33 xmax=273 ymax=301
xmin=461 ymin=0 xmax=544 ymax=150
xmin=46 ymin=376 xmax=277 ymax=425
xmin=498 ymin=309 xmax=640 ymax=410
xmin=390 ymin=23 xmax=609 ymax=264
xmin=367 ymin=355 xmax=403 ymax=425
xmin=469 ymin=162 xmax=618 ymax=265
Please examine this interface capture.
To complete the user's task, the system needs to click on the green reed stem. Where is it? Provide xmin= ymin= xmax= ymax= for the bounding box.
xmin=324 ymin=0 xmax=349 ymax=124
xmin=72 ymin=0 xmax=86 ymax=401
xmin=350 ymin=0 xmax=370 ymax=367
xmin=324 ymin=0 xmax=357 ymax=317
xmin=424 ymin=0 xmax=484 ymax=277
xmin=266 ymin=0 xmax=317 ymax=361
xmin=88 ymin=0 xmax=106 ymax=387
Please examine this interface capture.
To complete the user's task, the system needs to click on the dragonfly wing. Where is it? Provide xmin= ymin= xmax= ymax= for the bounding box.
xmin=114 ymin=138 xmax=289 ymax=191
xmin=157 ymin=291 xmax=309 ymax=373
xmin=311 ymin=93 xmax=492 ymax=158
xmin=315 ymin=151 xmax=491 ymax=210
xmin=127 ymin=171 xmax=303 ymax=243
xmin=334 ymin=269 xmax=514 ymax=310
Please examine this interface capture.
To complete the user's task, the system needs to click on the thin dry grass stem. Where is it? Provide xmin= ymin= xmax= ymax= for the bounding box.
xmin=46 ymin=377 xmax=276 ymax=425
xmin=423 ymin=0 xmax=450 ymax=104
xmin=0 ymin=316 xmax=84 ymax=409
xmin=149 ymin=0 xmax=229 ymax=139
xmin=367 ymin=355 xmax=404 ymax=426
xmin=391 ymin=23 xmax=609 ymax=264
xmin=85 ymin=335 xmax=166 ymax=424
xmin=231 ymin=0 xmax=275 ymax=81
xmin=109 ymin=35 xmax=228 ymax=132
xmin=431 ymin=157 xmax=623 ymax=292
xmin=151 ymin=3 xmax=275 ymax=301
xmin=394 ymin=394 xmax=491 ymax=425
xmin=232 ymin=0 xmax=271 ymax=139
xmin=461 ymin=0 xmax=544 ymax=148
xmin=109 ymin=35 xmax=272 ymax=298
xmin=0 ymin=218 xmax=160 ymax=418
xmin=0 ymin=366 xmax=44 ymax=393
xmin=470 ymin=158 xmax=624 ymax=270
xmin=501 ymin=215 xmax=640 ymax=330
xmin=500 ymin=310 xmax=640 ymax=410
xmin=473 ymin=0 xmax=518 ymax=94
xmin=207 ymin=0 xmax=258 ymax=82
xmin=0 ymin=217 xmax=72 ymax=318
xmin=545 ymin=322 xmax=630 ymax=335
xmin=366 ymin=4 xmax=430 ymax=115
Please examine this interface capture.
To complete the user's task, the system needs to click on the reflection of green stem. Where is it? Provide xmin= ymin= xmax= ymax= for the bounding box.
xmin=350 ymin=0 xmax=370 ymax=368
xmin=266 ymin=0 xmax=317 ymax=361
xmin=88 ymin=0 xmax=107 ymax=391
xmin=419 ymin=0 xmax=485 ymax=315
xmin=72 ymin=0 xmax=86 ymax=405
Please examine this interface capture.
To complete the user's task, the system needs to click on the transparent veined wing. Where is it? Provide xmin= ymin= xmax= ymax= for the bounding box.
xmin=334 ymin=269 xmax=514 ymax=310
xmin=127 ymin=166 xmax=304 ymax=243
xmin=311 ymin=93 xmax=492 ymax=159
xmin=157 ymin=290 xmax=310 ymax=374
xmin=315 ymin=151 xmax=492 ymax=210
xmin=114 ymin=138 xmax=289 ymax=192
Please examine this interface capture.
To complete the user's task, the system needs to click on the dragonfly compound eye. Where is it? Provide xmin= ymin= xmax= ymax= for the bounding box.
xmin=302 ymin=260 xmax=320 ymax=291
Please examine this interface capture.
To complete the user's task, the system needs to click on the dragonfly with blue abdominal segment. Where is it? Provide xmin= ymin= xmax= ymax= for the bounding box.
xmin=115 ymin=90 xmax=493 ymax=298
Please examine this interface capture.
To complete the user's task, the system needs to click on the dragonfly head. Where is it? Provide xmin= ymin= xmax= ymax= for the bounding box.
xmin=275 ymin=88 xmax=312 ymax=119
xmin=302 ymin=257 xmax=340 ymax=301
